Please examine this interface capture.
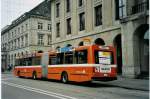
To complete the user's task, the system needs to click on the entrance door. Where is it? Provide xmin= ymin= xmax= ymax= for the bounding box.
xmin=140 ymin=29 xmax=149 ymax=76
xmin=41 ymin=52 xmax=49 ymax=78
xmin=114 ymin=34 xmax=122 ymax=74
xmin=133 ymin=24 xmax=149 ymax=78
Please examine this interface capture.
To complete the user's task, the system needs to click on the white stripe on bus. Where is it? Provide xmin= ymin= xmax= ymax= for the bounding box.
xmin=48 ymin=64 xmax=116 ymax=68
xmin=15 ymin=64 xmax=116 ymax=68
xmin=15 ymin=66 xmax=41 ymax=68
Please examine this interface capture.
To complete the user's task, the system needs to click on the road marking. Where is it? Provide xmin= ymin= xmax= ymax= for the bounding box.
xmin=2 ymin=82 xmax=78 ymax=99
xmin=2 ymin=77 xmax=15 ymax=81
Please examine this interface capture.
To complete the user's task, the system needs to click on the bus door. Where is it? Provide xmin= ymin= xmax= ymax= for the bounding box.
xmin=41 ymin=52 xmax=49 ymax=78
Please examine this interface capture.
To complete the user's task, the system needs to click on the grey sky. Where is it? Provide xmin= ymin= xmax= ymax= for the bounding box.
xmin=1 ymin=0 xmax=44 ymax=29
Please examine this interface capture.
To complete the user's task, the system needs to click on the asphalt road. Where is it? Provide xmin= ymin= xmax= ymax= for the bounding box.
xmin=2 ymin=73 xmax=149 ymax=99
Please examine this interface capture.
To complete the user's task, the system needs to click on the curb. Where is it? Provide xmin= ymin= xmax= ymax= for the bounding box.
xmin=106 ymin=84 xmax=149 ymax=91
xmin=94 ymin=81 xmax=149 ymax=91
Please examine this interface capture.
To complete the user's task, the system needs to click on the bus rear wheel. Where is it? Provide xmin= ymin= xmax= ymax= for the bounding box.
xmin=61 ymin=72 xmax=68 ymax=83
xmin=32 ymin=72 xmax=37 ymax=80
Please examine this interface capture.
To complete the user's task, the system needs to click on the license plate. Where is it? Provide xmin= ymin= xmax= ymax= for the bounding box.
xmin=100 ymin=67 xmax=111 ymax=73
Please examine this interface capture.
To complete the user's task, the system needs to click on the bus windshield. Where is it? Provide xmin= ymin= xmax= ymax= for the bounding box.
xmin=95 ymin=51 xmax=114 ymax=65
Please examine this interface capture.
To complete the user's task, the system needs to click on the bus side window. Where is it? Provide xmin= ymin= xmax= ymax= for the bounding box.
xmin=28 ymin=58 xmax=32 ymax=65
xmin=49 ymin=56 xmax=57 ymax=65
xmin=22 ymin=58 xmax=26 ymax=66
xmin=17 ymin=59 xmax=21 ymax=66
xmin=34 ymin=57 xmax=41 ymax=65
xmin=15 ymin=59 xmax=19 ymax=66
xmin=75 ymin=50 xmax=87 ymax=64
xmin=65 ymin=52 xmax=73 ymax=64
xmin=57 ymin=53 xmax=64 ymax=64
xmin=20 ymin=59 xmax=23 ymax=66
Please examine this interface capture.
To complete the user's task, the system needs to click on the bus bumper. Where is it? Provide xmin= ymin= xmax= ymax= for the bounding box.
xmin=91 ymin=77 xmax=117 ymax=81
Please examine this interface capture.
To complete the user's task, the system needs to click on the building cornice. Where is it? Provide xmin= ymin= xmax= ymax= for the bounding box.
xmin=1 ymin=13 xmax=51 ymax=35
xmin=52 ymin=26 xmax=121 ymax=45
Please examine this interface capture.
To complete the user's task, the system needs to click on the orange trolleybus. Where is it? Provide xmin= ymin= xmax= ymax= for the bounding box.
xmin=14 ymin=44 xmax=117 ymax=83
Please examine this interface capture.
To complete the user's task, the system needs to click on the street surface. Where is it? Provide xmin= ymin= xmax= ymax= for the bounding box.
xmin=2 ymin=73 xmax=149 ymax=99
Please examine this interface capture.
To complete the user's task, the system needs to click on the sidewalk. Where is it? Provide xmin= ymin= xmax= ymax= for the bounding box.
xmin=97 ymin=76 xmax=149 ymax=91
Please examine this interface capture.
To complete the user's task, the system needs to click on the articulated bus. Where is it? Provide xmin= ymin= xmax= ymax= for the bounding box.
xmin=14 ymin=45 xmax=117 ymax=83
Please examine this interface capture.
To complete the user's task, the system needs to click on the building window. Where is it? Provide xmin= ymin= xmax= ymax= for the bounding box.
xmin=67 ymin=18 xmax=71 ymax=35
xmin=21 ymin=26 xmax=24 ymax=32
xmin=26 ymin=24 xmax=28 ymax=30
xmin=25 ymin=34 xmax=28 ymax=46
xmin=8 ymin=32 xmax=10 ymax=39
xmin=78 ymin=0 xmax=83 ymax=7
xmin=14 ymin=40 xmax=16 ymax=49
xmin=47 ymin=35 xmax=51 ymax=45
xmin=8 ymin=42 xmax=10 ymax=50
xmin=38 ymin=34 xmax=44 ymax=45
xmin=12 ymin=42 xmax=13 ymax=49
xmin=95 ymin=5 xmax=102 ymax=26
xmin=66 ymin=0 xmax=70 ymax=12
xmin=119 ymin=0 xmax=126 ymax=18
xmin=21 ymin=36 xmax=24 ymax=47
xmin=56 ymin=3 xmax=60 ymax=17
xmin=12 ymin=32 xmax=13 ymax=38
xmin=18 ymin=38 xmax=20 ymax=48
xmin=48 ymin=24 xmax=51 ymax=31
xmin=10 ymin=32 xmax=12 ymax=39
xmin=18 ymin=27 xmax=20 ymax=34
xmin=38 ymin=23 xmax=43 ymax=29
xmin=115 ymin=0 xmax=119 ymax=20
xmin=15 ymin=30 xmax=16 ymax=36
xmin=79 ymin=12 xmax=85 ymax=31
xmin=56 ymin=22 xmax=60 ymax=37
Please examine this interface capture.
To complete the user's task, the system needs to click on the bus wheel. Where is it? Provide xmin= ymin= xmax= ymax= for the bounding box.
xmin=17 ymin=71 xmax=20 ymax=77
xmin=32 ymin=72 xmax=37 ymax=80
xmin=61 ymin=72 xmax=68 ymax=83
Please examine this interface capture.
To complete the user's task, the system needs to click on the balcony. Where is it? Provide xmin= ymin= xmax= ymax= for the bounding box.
xmin=131 ymin=2 xmax=149 ymax=15
xmin=120 ymin=1 xmax=149 ymax=23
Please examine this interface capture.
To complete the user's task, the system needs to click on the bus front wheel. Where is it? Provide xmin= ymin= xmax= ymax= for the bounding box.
xmin=61 ymin=72 xmax=68 ymax=83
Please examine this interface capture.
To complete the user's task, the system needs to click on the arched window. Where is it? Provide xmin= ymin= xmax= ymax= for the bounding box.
xmin=78 ymin=41 xmax=84 ymax=46
xmin=94 ymin=38 xmax=105 ymax=45
xmin=66 ymin=44 xmax=72 ymax=47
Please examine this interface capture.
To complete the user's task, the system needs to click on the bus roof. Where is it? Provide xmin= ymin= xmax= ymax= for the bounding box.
xmin=48 ymin=45 xmax=114 ymax=54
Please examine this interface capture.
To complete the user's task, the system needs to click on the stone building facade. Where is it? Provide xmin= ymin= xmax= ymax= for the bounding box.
xmin=120 ymin=0 xmax=149 ymax=78
xmin=50 ymin=0 xmax=122 ymax=75
xmin=1 ymin=0 xmax=51 ymax=70
xmin=50 ymin=0 xmax=149 ymax=78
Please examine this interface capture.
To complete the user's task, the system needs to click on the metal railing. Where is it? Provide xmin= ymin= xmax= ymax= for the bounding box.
xmin=132 ymin=2 xmax=149 ymax=14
